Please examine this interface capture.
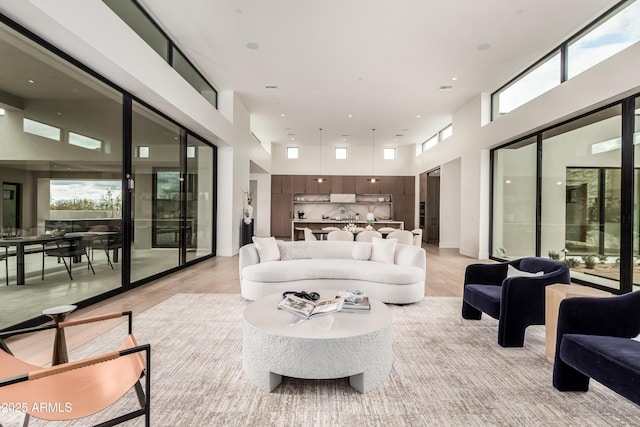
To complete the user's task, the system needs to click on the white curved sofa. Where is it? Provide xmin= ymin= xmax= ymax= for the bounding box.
xmin=239 ymin=238 xmax=426 ymax=304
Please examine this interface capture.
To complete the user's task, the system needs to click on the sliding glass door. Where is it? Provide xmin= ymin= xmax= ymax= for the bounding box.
xmin=186 ymin=134 xmax=214 ymax=262
xmin=131 ymin=102 xmax=181 ymax=282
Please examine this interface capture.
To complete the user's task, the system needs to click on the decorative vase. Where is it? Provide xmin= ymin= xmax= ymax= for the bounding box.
xmin=244 ymin=205 xmax=253 ymax=224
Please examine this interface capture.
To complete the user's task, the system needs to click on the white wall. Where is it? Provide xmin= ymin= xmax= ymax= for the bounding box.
xmin=272 ymin=143 xmax=415 ymax=176
xmin=416 ymin=41 xmax=640 ymax=259
xmin=439 ymin=158 xmax=461 ymax=249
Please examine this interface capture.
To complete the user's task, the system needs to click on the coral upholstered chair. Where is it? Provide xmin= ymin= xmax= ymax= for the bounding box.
xmin=0 ymin=311 xmax=150 ymax=426
xmin=462 ymin=257 xmax=570 ymax=347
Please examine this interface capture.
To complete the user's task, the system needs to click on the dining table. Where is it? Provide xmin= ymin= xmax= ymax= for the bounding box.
xmin=0 ymin=232 xmax=114 ymax=286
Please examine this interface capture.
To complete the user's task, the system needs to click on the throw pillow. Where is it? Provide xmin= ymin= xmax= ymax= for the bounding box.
xmin=370 ymin=237 xmax=397 ymax=264
xmin=252 ymin=236 xmax=281 ymax=262
xmin=506 ymin=264 xmax=543 ymax=278
xmin=352 ymin=242 xmax=372 ymax=261
xmin=277 ymin=241 xmax=310 ymax=260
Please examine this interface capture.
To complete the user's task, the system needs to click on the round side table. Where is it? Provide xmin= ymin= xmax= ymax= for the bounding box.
xmin=42 ymin=304 xmax=77 ymax=366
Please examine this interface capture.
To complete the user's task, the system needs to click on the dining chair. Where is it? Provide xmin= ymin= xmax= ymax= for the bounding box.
xmin=355 ymin=230 xmax=382 ymax=242
xmin=45 ymin=239 xmax=95 ymax=280
xmin=377 ymin=227 xmax=399 ymax=232
xmin=304 ymin=228 xmax=317 ymax=241
xmin=90 ymin=231 xmax=123 ymax=269
xmin=322 ymin=226 xmax=341 ymax=231
xmin=327 ymin=230 xmax=354 ymax=241
xmin=386 ymin=230 xmax=414 ymax=245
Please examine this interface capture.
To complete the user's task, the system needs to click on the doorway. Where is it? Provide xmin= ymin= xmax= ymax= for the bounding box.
xmin=426 ymin=169 xmax=440 ymax=245
xmin=2 ymin=182 xmax=21 ymax=236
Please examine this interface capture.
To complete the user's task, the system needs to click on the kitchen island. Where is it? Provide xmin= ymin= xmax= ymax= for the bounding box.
xmin=291 ymin=219 xmax=404 ymax=241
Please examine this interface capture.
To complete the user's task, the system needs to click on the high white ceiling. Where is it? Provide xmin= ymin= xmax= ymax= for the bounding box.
xmin=138 ymin=0 xmax=617 ymax=148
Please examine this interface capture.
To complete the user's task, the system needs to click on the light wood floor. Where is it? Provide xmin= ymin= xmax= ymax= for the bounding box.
xmin=7 ymin=244 xmax=484 ymax=365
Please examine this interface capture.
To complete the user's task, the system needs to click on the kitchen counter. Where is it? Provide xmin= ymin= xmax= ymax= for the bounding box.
xmin=291 ymin=219 xmax=404 ymax=240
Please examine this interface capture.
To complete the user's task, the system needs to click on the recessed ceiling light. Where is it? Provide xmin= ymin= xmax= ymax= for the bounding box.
xmin=348 ymin=114 xmax=353 ymax=118
xmin=452 ymin=77 xmax=458 ymax=81
xmin=28 ymin=79 xmax=34 ymax=84
xmin=290 ymin=137 xmax=295 ymax=141
xmin=477 ymin=43 xmax=491 ymax=51
xmin=416 ymin=115 xmax=421 ymax=118
xmin=280 ymin=113 xmax=285 ymax=117
xmin=246 ymin=42 xmax=260 ymax=50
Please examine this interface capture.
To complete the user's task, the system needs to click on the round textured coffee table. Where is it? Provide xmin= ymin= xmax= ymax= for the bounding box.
xmin=242 ymin=290 xmax=392 ymax=393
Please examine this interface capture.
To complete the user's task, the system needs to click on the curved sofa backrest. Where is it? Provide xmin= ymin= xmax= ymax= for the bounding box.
xmin=305 ymin=241 xmax=365 ymax=259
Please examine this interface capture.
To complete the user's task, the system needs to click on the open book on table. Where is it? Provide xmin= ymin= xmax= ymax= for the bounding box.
xmin=277 ymin=295 xmax=344 ymax=319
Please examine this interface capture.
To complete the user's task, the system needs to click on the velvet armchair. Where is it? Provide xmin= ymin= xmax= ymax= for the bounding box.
xmin=553 ymin=291 xmax=640 ymax=405
xmin=462 ymin=257 xmax=570 ymax=347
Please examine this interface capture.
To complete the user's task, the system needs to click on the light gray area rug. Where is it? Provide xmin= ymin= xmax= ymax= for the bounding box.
xmin=4 ymin=294 xmax=640 ymax=426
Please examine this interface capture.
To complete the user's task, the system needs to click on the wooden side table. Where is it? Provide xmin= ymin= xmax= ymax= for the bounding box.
xmin=42 ymin=304 xmax=77 ymax=366
xmin=545 ymin=284 xmax=611 ymax=362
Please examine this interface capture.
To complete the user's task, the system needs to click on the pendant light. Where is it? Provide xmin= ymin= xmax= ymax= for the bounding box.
xmin=370 ymin=128 xmax=378 ymax=183
xmin=315 ymin=128 xmax=324 ymax=182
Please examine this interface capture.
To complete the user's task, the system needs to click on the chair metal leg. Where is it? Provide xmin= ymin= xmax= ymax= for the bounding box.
xmin=85 ymin=249 xmax=95 ymax=275
xmin=104 ymin=248 xmax=114 ymax=269
xmin=59 ymin=256 xmax=73 ymax=280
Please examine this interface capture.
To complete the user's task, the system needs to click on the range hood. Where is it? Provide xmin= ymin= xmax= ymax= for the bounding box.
xmin=330 ymin=194 xmax=356 ymax=203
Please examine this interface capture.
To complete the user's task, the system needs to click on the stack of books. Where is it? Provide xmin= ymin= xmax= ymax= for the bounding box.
xmin=340 ymin=296 xmax=371 ymax=313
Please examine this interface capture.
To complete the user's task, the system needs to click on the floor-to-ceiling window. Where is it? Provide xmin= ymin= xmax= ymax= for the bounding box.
xmin=131 ymin=102 xmax=181 ymax=282
xmin=0 ymin=19 xmax=124 ymax=326
xmin=492 ymin=137 xmax=537 ymax=259
xmin=185 ymin=133 xmax=214 ymax=262
xmin=541 ymin=106 xmax=622 ymax=291
xmin=491 ymin=100 xmax=635 ymax=293
xmin=0 ymin=15 xmax=217 ymax=329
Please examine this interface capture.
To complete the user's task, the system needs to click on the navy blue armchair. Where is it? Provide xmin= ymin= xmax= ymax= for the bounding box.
xmin=462 ymin=257 xmax=570 ymax=347
xmin=553 ymin=291 xmax=640 ymax=405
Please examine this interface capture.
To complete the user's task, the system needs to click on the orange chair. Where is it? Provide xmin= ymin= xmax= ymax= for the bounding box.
xmin=0 ymin=311 xmax=150 ymax=426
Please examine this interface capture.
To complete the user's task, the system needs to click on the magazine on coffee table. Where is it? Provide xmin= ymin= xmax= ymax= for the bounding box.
xmin=277 ymin=295 xmax=343 ymax=319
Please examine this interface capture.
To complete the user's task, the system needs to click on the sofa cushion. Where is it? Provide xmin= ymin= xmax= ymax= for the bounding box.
xmin=464 ymin=284 xmax=501 ymax=319
xmin=371 ymin=237 xmax=397 ymax=264
xmin=252 ymin=236 xmax=280 ymax=262
xmin=242 ymin=259 xmax=423 ymax=285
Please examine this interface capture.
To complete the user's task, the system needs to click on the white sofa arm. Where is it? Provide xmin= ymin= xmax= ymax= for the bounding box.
xmin=394 ymin=244 xmax=426 ymax=272
xmin=239 ymin=243 xmax=260 ymax=281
